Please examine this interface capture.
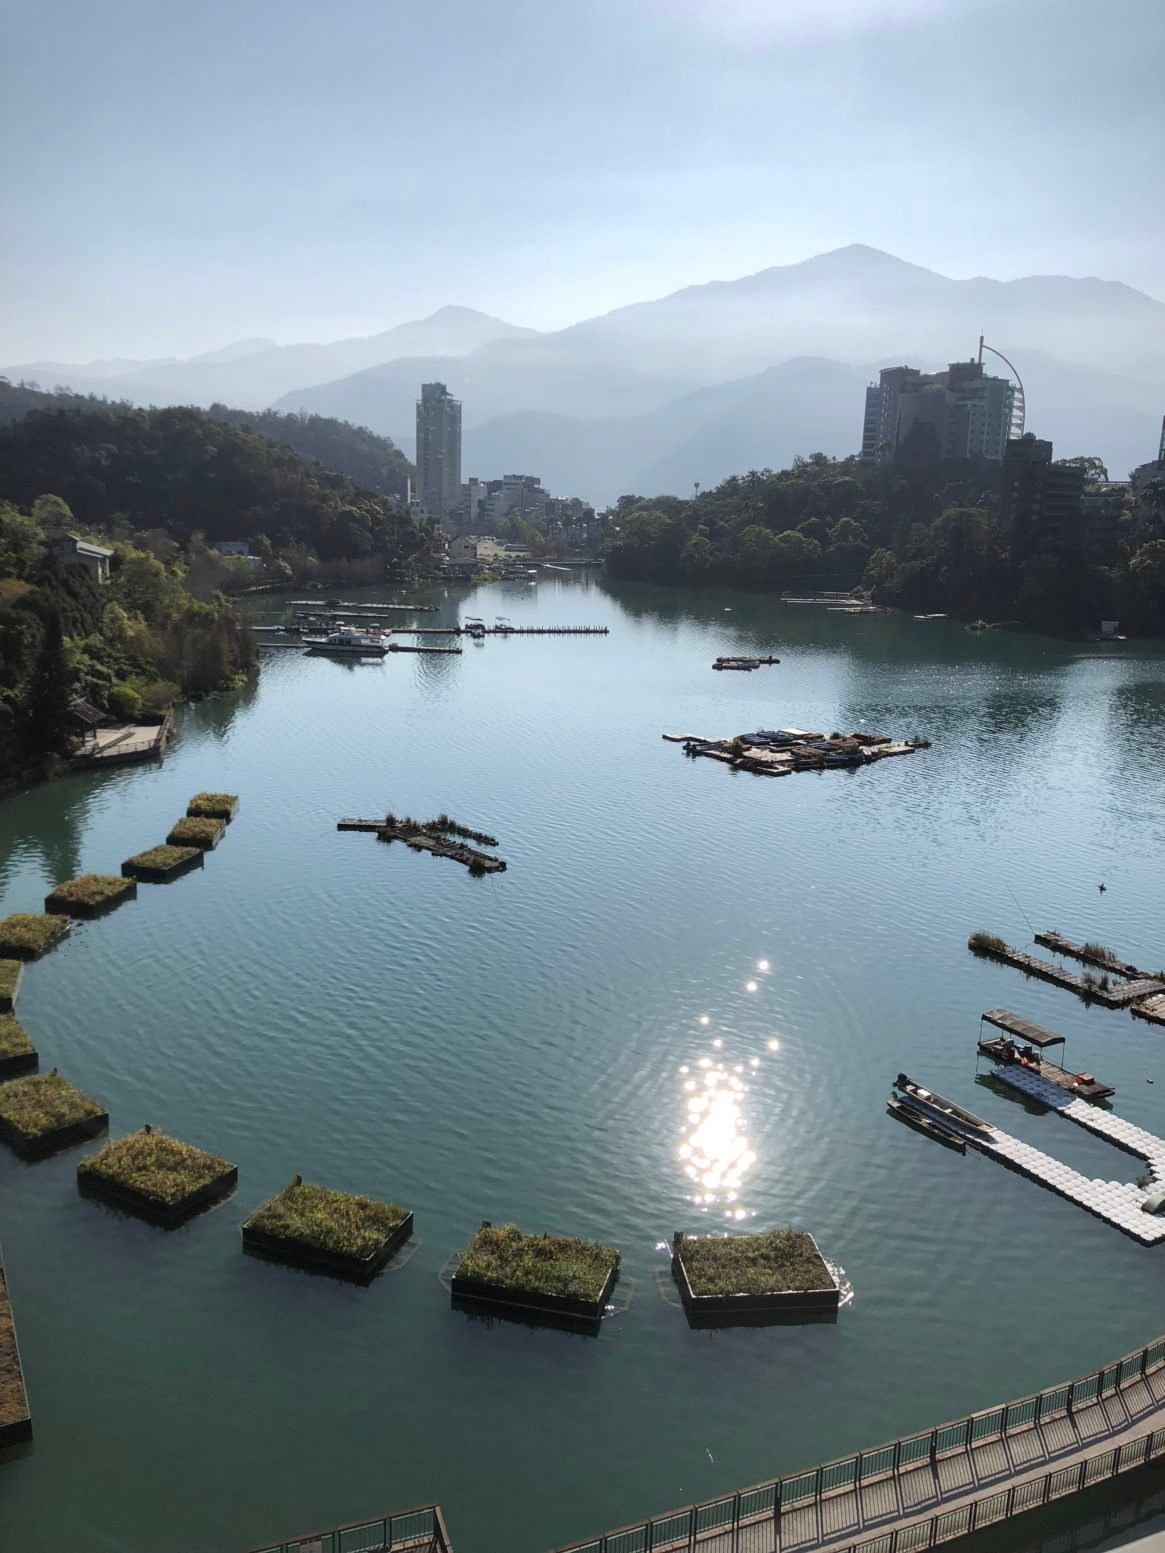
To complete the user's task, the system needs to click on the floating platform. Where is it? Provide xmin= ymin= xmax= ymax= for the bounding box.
xmin=1034 ymin=931 xmax=1141 ymax=977
xmin=970 ymin=935 xmax=1165 ymax=1014
xmin=978 ymin=1009 xmax=1114 ymax=1100
xmin=712 ymin=655 xmax=779 ymax=671
xmin=338 ymin=817 xmax=507 ymax=874
xmin=674 ymin=727 xmax=926 ymax=778
xmin=0 ymin=1245 xmax=32 ymax=1448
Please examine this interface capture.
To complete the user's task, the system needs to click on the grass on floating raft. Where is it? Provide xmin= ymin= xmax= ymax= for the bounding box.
xmin=186 ymin=792 xmax=238 ymax=819
xmin=1080 ymin=941 xmax=1119 ymax=966
xmin=677 ymin=1229 xmax=831 ymax=1297
xmin=123 ymin=844 xmax=201 ymax=872
xmin=968 ymin=930 xmax=1008 ymax=956
xmin=245 ymin=1181 xmax=409 ymax=1260
xmin=46 ymin=874 xmax=133 ymax=912
xmin=0 ymin=962 xmax=20 ymax=1004
xmin=0 ymin=1263 xmax=28 ymax=1429
xmin=456 ymin=1223 xmax=617 ymax=1301
xmin=0 ymin=1016 xmax=34 ymax=1063
xmin=0 ymin=914 xmax=69 ymax=959
xmin=79 ymin=1129 xmax=234 ymax=1207
xmin=0 ymin=1073 xmax=104 ymax=1140
xmin=166 ymin=816 xmax=225 ymax=849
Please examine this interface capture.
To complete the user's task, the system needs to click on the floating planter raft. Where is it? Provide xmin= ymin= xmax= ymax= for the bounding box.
xmin=0 ymin=914 xmax=69 ymax=962
xmin=78 ymin=1127 xmax=238 ymax=1225
xmin=451 ymin=1221 xmax=619 ymax=1329
xmin=0 ymin=1245 xmax=32 ymax=1448
xmin=0 ymin=1017 xmax=37 ymax=1082
xmin=0 ymin=962 xmax=22 ymax=1015
xmin=712 ymin=655 xmax=779 ymax=671
xmin=0 ymin=1072 xmax=108 ymax=1160
xmin=166 ymin=816 xmax=226 ymax=851
xmin=670 ymin=727 xmax=928 ymax=779
xmin=121 ymin=844 xmax=204 ymax=883
xmin=185 ymin=792 xmax=239 ymax=821
xmin=671 ymin=1229 xmax=841 ymax=1325
xmin=44 ymin=874 xmax=137 ymax=918
xmin=242 ymin=1179 xmax=413 ymax=1282
xmin=338 ymin=813 xmax=507 ymax=876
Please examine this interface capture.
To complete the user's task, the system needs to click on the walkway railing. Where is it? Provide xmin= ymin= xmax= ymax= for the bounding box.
xmin=246 ymin=1503 xmax=452 ymax=1553
xmin=551 ymin=1335 xmax=1165 ymax=1553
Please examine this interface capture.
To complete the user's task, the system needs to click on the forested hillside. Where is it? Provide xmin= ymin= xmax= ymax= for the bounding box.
xmin=0 ymin=496 xmax=257 ymax=780
xmin=604 ymin=450 xmax=1165 ymax=637
xmin=0 ymin=401 xmax=424 ymax=564
xmin=0 ymin=382 xmax=414 ymax=504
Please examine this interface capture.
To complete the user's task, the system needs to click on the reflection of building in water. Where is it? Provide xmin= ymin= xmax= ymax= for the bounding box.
xmin=678 ymin=1055 xmax=756 ymax=1219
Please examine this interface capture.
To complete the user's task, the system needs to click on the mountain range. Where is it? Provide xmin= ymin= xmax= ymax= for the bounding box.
xmin=6 ymin=247 xmax=1163 ymax=506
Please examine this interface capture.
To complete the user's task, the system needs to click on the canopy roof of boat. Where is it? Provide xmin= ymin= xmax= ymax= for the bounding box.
xmin=981 ymin=1009 xmax=1065 ymax=1048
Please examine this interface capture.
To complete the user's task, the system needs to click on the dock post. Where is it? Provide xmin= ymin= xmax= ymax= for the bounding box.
xmin=688 ymin=1505 xmax=695 ymax=1550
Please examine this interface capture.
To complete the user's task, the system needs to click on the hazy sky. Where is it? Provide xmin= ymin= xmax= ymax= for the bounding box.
xmin=2 ymin=0 xmax=1162 ymax=363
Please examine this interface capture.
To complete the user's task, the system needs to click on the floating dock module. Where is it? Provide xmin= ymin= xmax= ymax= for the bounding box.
xmin=0 ymin=1245 xmax=32 ymax=1447
xmin=978 ymin=1009 xmax=1114 ymax=1100
xmin=968 ymin=934 xmax=1165 ymax=1012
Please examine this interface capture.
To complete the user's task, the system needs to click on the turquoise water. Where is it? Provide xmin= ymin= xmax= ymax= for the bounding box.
xmin=2 ymin=577 xmax=1165 ymax=1553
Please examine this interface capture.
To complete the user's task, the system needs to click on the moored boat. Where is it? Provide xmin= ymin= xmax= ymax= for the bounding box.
xmin=893 ymin=1074 xmax=996 ymax=1138
xmin=887 ymin=1096 xmax=967 ymax=1152
xmin=303 ymin=626 xmax=390 ymax=656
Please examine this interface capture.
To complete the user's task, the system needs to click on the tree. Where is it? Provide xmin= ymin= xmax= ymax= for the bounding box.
xmin=23 ymin=607 xmax=74 ymax=759
xmin=1055 ymin=455 xmax=1108 ymax=484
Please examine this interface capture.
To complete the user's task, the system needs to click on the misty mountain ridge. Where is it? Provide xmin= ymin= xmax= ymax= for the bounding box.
xmin=7 ymin=245 xmax=1162 ymax=507
xmin=2 ymin=305 xmax=536 ymax=410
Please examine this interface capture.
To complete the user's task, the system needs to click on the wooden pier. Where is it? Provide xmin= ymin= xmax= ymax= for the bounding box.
xmin=713 ymin=655 xmax=780 ymax=671
xmin=1034 ymin=930 xmax=1142 ymax=978
xmin=674 ymin=728 xmax=925 ymax=779
xmin=549 ymin=1335 xmax=1165 ymax=1553
xmin=338 ymin=817 xmax=506 ymax=875
xmin=969 ymin=934 xmax=1165 ymax=1017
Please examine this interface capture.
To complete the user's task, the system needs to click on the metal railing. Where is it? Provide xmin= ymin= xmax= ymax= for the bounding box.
xmin=551 ymin=1335 xmax=1165 ymax=1553
xmin=246 ymin=1504 xmax=452 ymax=1553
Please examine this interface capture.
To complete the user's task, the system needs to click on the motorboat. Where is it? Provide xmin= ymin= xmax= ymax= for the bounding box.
xmin=303 ymin=626 xmax=390 ymax=656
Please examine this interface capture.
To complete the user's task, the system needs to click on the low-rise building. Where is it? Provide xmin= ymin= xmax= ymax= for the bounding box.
xmin=46 ymin=528 xmax=113 ymax=584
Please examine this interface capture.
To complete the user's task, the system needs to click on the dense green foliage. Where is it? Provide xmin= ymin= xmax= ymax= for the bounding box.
xmin=246 ymin=1181 xmax=409 ymax=1258
xmin=79 ymin=1129 xmax=234 ymax=1206
xmin=0 ymin=496 xmax=257 ymax=779
xmin=205 ymin=404 xmax=412 ymax=500
xmin=604 ymin=452 xmax=1165 ymax=636
xmin=676 ymin=1230 xmax=831 ymax=1296
xmin=0 ymin=400 xmax=423 ymax=565
xmin=0 ymin=379 xmax=95 ymax=426
xmin=456 ymin=1223 xmax=617 ymax=1300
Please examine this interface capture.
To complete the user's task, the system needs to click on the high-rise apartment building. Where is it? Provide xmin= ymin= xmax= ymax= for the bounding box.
xmin=999 ymin=434 xmax=1084 ymax=552
xmin=861 ymin=360 xmax=1015 ymax=462
xmin=415 ymin=382 xmax=462 ymax=521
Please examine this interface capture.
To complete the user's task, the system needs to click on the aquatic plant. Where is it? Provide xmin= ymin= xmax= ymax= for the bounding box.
xmin=0 ymin=962 xmax=21 ymax=1006
xmin=0 ymin=1073 xmax=103 ymax=1140
xmin=675 ymin=1229 xmax=832 ymax=1296
xmin=45 ymin=874 xmax=135 ymax=914
xmin=0 ymin=1017 xmax=34 ymax=1065
xmin=455 ymin=1223 xmax=617 ymax=1300
xmin=0 ymin=914 xmax=70 ymax=959
xmin=166 ymin=816 xmax=225 ymax=849
xmin=79 ymin=1128 xmax=235 ymax=1208
xmin=968 ymin=931 xmax=1008 ymax=956
xmin=186 ymin=792 xmax=239 ymax=820
xmin=244 ymin=1180 xmax=408 ymax=1260
xmin=1080 ymin=941 xmax=1118 ymax=966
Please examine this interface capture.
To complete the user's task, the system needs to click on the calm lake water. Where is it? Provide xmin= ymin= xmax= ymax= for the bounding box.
xmin=2 ymin=577 xmax=1165 ymax=1553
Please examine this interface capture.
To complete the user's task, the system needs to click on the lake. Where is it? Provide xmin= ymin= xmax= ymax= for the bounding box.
xmin=2 ymin=576 xmax=1164 ymax=1553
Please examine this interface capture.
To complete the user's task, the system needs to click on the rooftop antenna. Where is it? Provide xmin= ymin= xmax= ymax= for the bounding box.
xmin=978 ymin=333 xmax=1026 ymax=437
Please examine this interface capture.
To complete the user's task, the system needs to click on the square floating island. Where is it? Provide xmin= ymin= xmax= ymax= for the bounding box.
xmin=121 ymin=844 xmax=204 ymax=883
xmin=242 ymin=1180 xmax=413 ymax=1282
xmin=0 ymin=961 xmax=22 ymax=1015
xmin=0 ymin=1016 xmax=37 ymax=1082
xmin=186 ymin=792 xmax=239 ymax=821
xmin=166 ymin=816 xmax=226 ymax=851
xmin=0 ymin=1073 xmax=108 ymax=1160
xmin=672 ymin=1229 xmax=840 ymax=1325
xmin=0 ymin=1247 xmax=32 ymax=1448
xmin=0 ymin=914 xmax=70 ymax=962
xmin=45 ymin=874 xmax=137 ymax=918
xmin=451 ymin=1221 xmax=620 ymax=1330
xmin=78 ymin=1128 xmax=238 ymax=1225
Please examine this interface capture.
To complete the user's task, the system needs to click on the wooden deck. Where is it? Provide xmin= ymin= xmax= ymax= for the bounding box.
xmin=551 ymin=1346 xmax=1165 ymax=1553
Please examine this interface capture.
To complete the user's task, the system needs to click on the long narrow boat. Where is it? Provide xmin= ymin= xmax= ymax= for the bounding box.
xmin=893 ymin=1074 xmax=996 ymax=1138
xmin=887 ymin=1096 xmax=967 ymax=1153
